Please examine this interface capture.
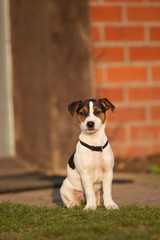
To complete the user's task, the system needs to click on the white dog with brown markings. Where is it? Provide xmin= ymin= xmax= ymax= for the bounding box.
xmin=60 ymin=98 xmax=119 ymax=211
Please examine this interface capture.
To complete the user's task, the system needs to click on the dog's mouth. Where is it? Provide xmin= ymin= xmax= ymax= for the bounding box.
xmin=85 ymin=127 xmax=96 ymax=134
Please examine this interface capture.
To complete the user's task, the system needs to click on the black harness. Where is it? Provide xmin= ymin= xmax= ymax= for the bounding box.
xmin=80 ymin=140 xmax=108 ymax=152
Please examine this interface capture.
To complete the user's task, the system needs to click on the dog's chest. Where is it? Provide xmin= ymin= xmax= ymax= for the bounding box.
xmin=76 ymin=150 xmax=107 ymax=184
xmin=89 ymin=153 xmax=106 ymax=182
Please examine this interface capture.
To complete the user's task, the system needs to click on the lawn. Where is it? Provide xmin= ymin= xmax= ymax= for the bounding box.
xmin=0 ymin=202 xmax=160 ymax=240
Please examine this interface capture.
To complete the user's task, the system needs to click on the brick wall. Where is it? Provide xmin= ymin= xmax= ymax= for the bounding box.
xmin=89 ymin=0 xmax=160 ymax=159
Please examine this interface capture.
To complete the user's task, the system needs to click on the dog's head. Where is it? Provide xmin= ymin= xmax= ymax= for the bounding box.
xmin=68 ymin=98 xmax=115 ymax=134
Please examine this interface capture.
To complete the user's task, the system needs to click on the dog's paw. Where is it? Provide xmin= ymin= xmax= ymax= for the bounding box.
xmin=69 ymin=203 xmax=81 ymax=209
xmin=83 ymin=204 xmax=97 ymax=211
xmin=105 ymin=201 xmax=119 ymax=210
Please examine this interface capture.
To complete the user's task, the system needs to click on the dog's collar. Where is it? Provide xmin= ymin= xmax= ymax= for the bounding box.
xmin=80 ymin=140 xmax=108 ymax=152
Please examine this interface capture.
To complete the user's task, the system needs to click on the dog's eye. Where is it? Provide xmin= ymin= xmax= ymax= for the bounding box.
xmin=79 ymin=111 xmax=86 ymax=116
xmin=94 ymin=109 xmax=102 ymax=116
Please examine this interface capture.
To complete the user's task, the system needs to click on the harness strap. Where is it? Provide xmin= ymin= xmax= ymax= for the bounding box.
xmin=80 ymin=140 xmax=108 ymax=152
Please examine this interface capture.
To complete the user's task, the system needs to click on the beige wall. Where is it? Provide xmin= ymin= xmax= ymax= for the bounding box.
xmin=0 ymin=0 xmax=14 ymax=157
xmin=10 ymin=0 xmax=92 ymax=174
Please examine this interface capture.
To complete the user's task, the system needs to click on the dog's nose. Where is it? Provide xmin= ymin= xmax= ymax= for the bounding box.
xmin=87 ymin=121 xmax=94 ymax=128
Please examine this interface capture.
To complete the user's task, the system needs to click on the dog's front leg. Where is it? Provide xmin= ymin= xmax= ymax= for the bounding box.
xmin=103 ymin=169 xmax=119 ymax=209
xmin=80 ymin=173 xmax=97 ymax=211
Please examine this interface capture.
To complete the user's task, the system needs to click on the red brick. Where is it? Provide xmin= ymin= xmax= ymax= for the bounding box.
xmin=151 ymin=144 xmax=160 ymax=155
xmin=97 ymin=87 xmax=124 ymax=102
xmin=152 ymin=66 xmax=160 ymax=81
xmin=90 ymin=6 xmax=121 ymax=22
xmin=94 ymin=68 xmax=103 ymax=84
xmin=107 ymin=106 xmax=146 ymax=123
xmin=127 ymin=7 xmax=160 ymax=22
xmin=93 ymin=47 xmax=124 ymax=62
xmin=112 ymin=145 xmax=149 ymax=158
xmin=151 ymin=106 xmax=160 ymax=120
xmin=106 ymin=127 xmax=126 ymax=142
xmin=150 ymin=27 xmax=160 ymax=41
xmin=129 ymin=86 xmax=160 ymax=101
xmin=131 ymin=125 xmax=160 ymax=141
xmin=105 ymin=26 xmax=144 ymax=41
xmin=91 ymin=26 xmax=100 ymax=42
xmin=107 ymin=66 xmax=147 ymax=83
xmin=104 ymin=0 xmax=142 ymax=2
xmin=130 ymin=46 xmax=160 ymax=61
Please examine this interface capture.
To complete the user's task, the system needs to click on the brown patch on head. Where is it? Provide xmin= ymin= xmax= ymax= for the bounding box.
xmin=99 ymin=98 xmax=115 ymax=112
xmin=77 ymin=106 xmax=89 ymax=123
xmin=93 ymin=106 xmax=106 ymax=123
xmin=98 ymin=112 xmax=106 ymax=123
xmin=68 ymin=100 xmax=82 ymax=116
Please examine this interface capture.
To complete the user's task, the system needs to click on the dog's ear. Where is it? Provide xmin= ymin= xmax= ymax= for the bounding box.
xmin=99 ymin=98 xmax=115 ymax=112
xmin=68 ymin=100 xmax=82 ymax=116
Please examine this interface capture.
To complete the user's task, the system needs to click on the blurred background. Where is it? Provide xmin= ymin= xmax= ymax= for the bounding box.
xmin=0 ymin=0 xmax=160 ymax=176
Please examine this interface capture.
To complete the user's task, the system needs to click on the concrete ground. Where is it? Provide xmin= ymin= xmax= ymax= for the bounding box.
xmin=0 ymin=173 xmax=160 ymax=208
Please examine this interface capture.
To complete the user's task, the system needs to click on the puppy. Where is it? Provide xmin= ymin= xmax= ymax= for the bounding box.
xmin=60 ymin=98 xmax=119 ymax=210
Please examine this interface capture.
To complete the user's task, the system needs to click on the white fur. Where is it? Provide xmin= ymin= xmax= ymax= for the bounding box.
xmin=60 ymin=101 xmax=119 ymax=210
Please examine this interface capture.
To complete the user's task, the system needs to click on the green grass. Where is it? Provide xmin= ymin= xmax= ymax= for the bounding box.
xmin=0 ymin=202 xmax=160 ymax=240
xmin=149 ymin=164 xmax=160 ymax=174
